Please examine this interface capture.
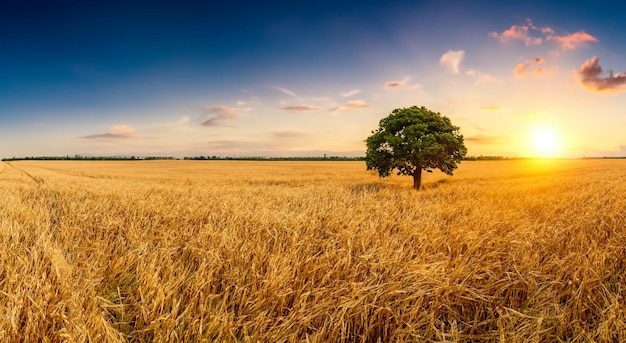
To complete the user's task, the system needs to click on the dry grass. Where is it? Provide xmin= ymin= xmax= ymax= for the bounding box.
xmin=1 ymin=159 xmax=625 ymax=342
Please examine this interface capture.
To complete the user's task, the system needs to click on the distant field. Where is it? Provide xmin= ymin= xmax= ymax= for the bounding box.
xmin=1 ymin=159 xmax=625 ymax=342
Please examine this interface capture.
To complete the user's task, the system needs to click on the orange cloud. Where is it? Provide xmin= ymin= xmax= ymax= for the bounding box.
xmin=546 ymin=31 xmax=598 ymax=50
xmin=465 ymin=135 xmax=507 ymax=145
xmin=331 ymin=100 xmax=371 ymax=112
xmin=383 ymin=77 xmax=420 ymax=89
xmin=481 ymin=106 xmax=501 ymax=111
xmin=271 ymin=130 xmax=308 ymax=138
xmin=279 ymin=105 xmax=320 ymax=112
xmin=491 ymin=18 xmax=597 ymax=50
xmin=513 ymin=56 xmax=556 ymax=78
xmin=578 ymin=56 xmax=626 ymax=93
xmin=384 ymin=80 xmax=404 ymax=88
xmin=489 ymin=19 xmax=542 ymax=46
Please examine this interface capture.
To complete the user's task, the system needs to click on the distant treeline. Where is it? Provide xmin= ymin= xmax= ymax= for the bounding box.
xmin=1 ymin=155 xmax=364 ymax=162
xmin=463 ymin=155 xmax=522 ymax=161
xmin=2 ymin=155 xmax=177 ymax=161
xmin=183 ymin=156 xmax=365 ymax=161
xmin=581 ymin=156 xmax=626 ymax=159
xmin=5 ymin=155 xmax=624 ymax=162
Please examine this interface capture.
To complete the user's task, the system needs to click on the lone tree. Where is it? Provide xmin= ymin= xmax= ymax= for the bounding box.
xmin=365 ymin=106 xmax=467 ymax=190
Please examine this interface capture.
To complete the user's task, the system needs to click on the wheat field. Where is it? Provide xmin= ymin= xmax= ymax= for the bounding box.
xmin=0 ymin=159 xmax=625 ymax=342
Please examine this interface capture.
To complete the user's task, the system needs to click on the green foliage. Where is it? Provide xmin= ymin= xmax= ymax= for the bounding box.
xmin=365 ymin=106 xmax=467 ymax=180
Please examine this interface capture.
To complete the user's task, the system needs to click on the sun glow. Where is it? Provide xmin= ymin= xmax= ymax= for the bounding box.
xmin=530 ymin=127 xmax=561 ymax=157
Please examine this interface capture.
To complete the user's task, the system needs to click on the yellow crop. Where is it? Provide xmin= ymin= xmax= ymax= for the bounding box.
xmin=1 ymin=159 xmax=625 ymax=342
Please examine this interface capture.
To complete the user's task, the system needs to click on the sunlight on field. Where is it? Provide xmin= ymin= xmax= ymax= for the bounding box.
xmin=1 ymin=159 xmax=625 ymax=341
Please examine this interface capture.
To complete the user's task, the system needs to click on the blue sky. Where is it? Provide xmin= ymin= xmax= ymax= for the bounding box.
xmin=2 ymin=1 xmax=626 ymax=158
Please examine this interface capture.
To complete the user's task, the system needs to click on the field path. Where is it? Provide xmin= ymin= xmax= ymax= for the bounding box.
xmin=4 ymin=162 xmax=45 ymax=184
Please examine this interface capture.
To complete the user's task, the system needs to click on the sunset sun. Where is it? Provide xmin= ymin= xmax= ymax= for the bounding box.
xmin=530 ymin=127 xmax=561 ymax=157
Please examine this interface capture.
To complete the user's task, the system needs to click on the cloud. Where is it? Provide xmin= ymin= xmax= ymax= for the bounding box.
xmin=513 ymin=56 xmax=557 ymax=78
xmin=275 ymin=86 xmax=297 ymax=97
xmin=465 ymin=135 xmax=507 ymax=145
xmin=620 ymin=145 xmax=626 ymax=152
xmin=466 ymin=69 xmax=497 ymax=85
xmin=475 ymin=74 xmax=497 ymax=85
xmin=383 ymin=77 xmax=420 ymax=89
xmin=514 ymin=61 xmax=531 ymax=77
xmin=491 ymin=18 xmax=597 ymax=50
xmin=201 ymin=106 xmax=240 ymax=126
xmin=547 ymin=31 xmax=598 ymax=50
xmin=481 ymin=106 xmax=501 ymax=111
xmin=383 ymin=80 xmax=405 ymax=88
xmin=150 ymin=115 xmax=192 ymax=132
xmin=271 ymin=130 xmax=308 ymax=138
xmin=341 ymin=89 xmax=362 ymax=97
xmin=577 ymin=56 xmax=626 ymax=93
xmin=439 ymin=50 xmax=465 ymax=74
xmin=279 ymin=105 xmax=320 ymax=112
xmin=514 ymin=58 xmax=541 ymax=77
xmin=81 ymin=124 xmax=135 ymax=139
xmin=331 ymin=99 xmax=371 ymax=112
xmin=489 ymin=19 xmax=543 ymax=46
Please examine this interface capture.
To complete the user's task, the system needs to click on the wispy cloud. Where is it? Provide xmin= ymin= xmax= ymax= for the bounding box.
xmin=466 ymin=69 xmax=497 ymax=85
xmin=150 ymin=115 xmax=191 ymax=132
xmin=271 ymin=130 xmax=308 ymax=138
xmin=279 ymin=105 xmax=320 ymax=112
xmin=81 ymin=124 xmax=135 ymax=139
xmin=383 ymin=77 xmax=420 ymax=89
xmin=465 ymin=135 xmax=507 ymax=145
xmin=481 ymin=106 xmax=501 ymax=111
xmin=340 ymin=89 xmax=362 ymax=97
xmin=490 ymin=18 xmax=597 ymax=50
xmin=275 ymin=86 xmax=297 ymax=97
xmin=201 ymin=106 xmax=240 ymax=127
xmin=578 ymin=56 xmax=626 ymax=93
xmin=331 ymin=100 xmax=371 ymax=112
xmin=439 ymin=50 xmax=465 ymax=74
xmin=384 ymin=80 xmax=405 ymax=88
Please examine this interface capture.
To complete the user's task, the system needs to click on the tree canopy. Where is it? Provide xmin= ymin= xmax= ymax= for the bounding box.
xmin=365 ymin=106 xmax=467 ymax=189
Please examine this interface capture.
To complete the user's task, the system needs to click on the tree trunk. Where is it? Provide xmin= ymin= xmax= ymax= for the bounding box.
xmin=413 ymin=169 xmax=422 ymax=190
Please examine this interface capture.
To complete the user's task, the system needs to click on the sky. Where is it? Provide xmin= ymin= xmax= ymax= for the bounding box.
xmin=2 ymin=0 xmax=626 ymax=158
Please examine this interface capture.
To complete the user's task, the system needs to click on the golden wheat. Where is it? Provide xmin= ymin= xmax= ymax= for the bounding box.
xmin=0 ymin=159 xmax=625 ymax=342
